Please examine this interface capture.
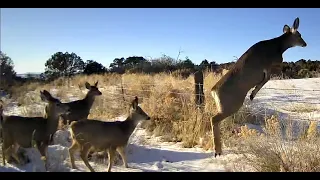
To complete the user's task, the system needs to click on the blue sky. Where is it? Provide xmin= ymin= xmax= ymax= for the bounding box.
xmin=1 ymin=8 xmax=320 ymax=74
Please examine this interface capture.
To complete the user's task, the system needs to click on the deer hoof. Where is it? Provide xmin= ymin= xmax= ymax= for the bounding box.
xmin=250 ymin=94 xmax=255 ymax=101
xmin=214 ymin=153 xmax=221 ymax=158
xmin=41 ymin=156 xmax=47 ymax=161
xmin=87 ymin=153 xmax=93 ymax=160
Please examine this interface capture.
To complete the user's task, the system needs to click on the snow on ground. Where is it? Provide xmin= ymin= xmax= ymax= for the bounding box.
xmin=0 ymin=78 xmax=320 ymax=172
xmin=0 ymin=123 xmax=243 ymax=172
xmin=54 ymin=126 xmax=237 ymax=172
xmin=246 ymin=78 xmax=320 ymax=135
xmin=248 ymin=78 xmax=320 ymax=121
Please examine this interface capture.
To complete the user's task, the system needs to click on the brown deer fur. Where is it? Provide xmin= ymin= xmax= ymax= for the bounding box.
xmin=68 ymin=96 xmax=150 ymax=172
xmin=1 ymin=90 xmax=70 ymax=168
xmin=60 ymin=81 xmax=102 ymax=126
xmin=210 ymin=17 xmax=307 ymax=157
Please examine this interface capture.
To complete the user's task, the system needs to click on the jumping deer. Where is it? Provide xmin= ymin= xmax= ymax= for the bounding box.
xmin=1 ymin=90 xmax=70 ymax=168
xmin=68 ymin=96 xmax=151 ymax=172
xmin=60 ymin=81 xmax=102 ymax=126
xmin=210 ymin=17 xmax=307 ymax=157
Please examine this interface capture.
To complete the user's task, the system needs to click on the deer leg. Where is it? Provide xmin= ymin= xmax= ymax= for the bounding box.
xmin=116 ymin=146 xmax=128 ymax=168
xmin=68 ymin=141 xmax=79 ymax=169
xmin=67 ymin=120 xmax=74 ymax=125
xmin=43 ymin=146 xmax=49 ymax=171
xmin=36 ymin=141 xmax=45 ymax=157
xmin=211 ymin=113 xmax=228 ymax=158
xmin=37 ymin=142 xmax=49 ymax=170
xmin=2 ymin=136 xmax=12 ymax=165
xmin=87 ymin=149 xmax=94 ymax=161
xmin=107 ymin=147 xmax=116 ymax=172
xmin=2 ymin=144 xmax=5 ymax=166
xmin=2 ymin=138 xmax=8 ymax=166
xmin=80 ymin=145 xmax=95 ymax=172
xmin=13 ymin=143 xmax=22 ymax=165
xmin=250 ymin=69 xmax=270 ymax=101
xmin=4 ymin=143 xmax=22 ymax=165
xmin=60 ymin=115 xmax=68 ymax=126
xmin=35 ymin=141 xmax=47 ymax=169
xmin=49 ymin=133 xmax=54 ymax=145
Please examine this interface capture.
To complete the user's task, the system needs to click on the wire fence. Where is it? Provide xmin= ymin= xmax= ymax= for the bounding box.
xmin=107 ymin=82 xmax=320 ymax=97
xmin=103 ymin=79 xmax=320 ymax=123
xmin=119 ymin=81 xmax=320 ymax=91
xmin=2 ymin=78 xmax=319 ymax=123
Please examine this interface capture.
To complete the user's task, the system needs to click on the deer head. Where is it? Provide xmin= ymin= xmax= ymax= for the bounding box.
xmin=283 ymin=17 xmax=307 ymax=48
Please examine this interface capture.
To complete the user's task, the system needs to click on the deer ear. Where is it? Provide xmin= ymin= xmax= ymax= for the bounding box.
xmin=131 ymin=96 xmax=138 ymax=109
xmin=40 ymin=91 xmax=49 ymax=102
xmin=85 ymin=82 xmax=91 ymax=89
xmin=283 ymin=25 xmax=291 ymax=34
xmin=292 ymin=17 xmax=300 ymax=31
xmin=94 ymin=81 xmax=99 ymax=87
xmin=41 ymin=90 xmax=53 ymax=102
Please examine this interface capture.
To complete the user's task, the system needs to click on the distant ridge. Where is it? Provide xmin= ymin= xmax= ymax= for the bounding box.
xmin=16 ymin=72 xmax=42 ymax=78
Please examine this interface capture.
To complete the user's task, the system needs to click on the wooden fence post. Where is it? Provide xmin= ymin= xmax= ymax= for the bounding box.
xmin=194 ymin=70 xmax=204 ymax=109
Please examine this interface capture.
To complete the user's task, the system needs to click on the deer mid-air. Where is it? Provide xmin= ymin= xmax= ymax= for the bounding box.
xmin=0 ymin=90 xmax=70 ymax=169
xmin=68 ymin=96 xmax=151 ymax=172
xmin=59 ymin=81 xmax=102 ymax=126
xmin=210 ymin=17 xmax=307 ymax=157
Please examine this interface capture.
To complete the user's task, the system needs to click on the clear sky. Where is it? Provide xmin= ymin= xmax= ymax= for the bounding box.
xmin=1 ymin=8 xmax=320 ymax=74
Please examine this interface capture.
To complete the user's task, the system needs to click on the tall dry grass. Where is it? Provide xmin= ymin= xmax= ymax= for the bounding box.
xmin=230 ymin=116 xmax=320 ymax=172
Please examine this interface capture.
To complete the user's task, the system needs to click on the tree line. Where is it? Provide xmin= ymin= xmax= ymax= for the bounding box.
xmin=1 ymin=50 xmax=320 ymax=89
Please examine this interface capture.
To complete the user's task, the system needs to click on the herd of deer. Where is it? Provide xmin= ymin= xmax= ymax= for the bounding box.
xmin=0 ymin=81 xmax=150 ymax=172
xmin=0 ymin=17 xmax=307 ymax=172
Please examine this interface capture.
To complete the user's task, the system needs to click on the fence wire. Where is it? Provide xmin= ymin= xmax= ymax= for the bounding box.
xmin=107 ymin=81 xmax=320 ymax=123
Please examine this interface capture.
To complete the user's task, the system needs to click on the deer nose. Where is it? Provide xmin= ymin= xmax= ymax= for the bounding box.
xmin=146 ymin=116 xmax=151 ymax=120
xmin=301 ymin=40 xmax=307 ymax=47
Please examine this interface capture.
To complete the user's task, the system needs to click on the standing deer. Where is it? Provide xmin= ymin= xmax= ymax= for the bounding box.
xmin=68 ymin=96 xmax=151 ymax=172
xmin=60 ymin=81 xmax=102 ymax=126
xmin=210 ymin=17 xmax=307 ymax=157
xmin=1 ymin=90 xmax=70 ymax=168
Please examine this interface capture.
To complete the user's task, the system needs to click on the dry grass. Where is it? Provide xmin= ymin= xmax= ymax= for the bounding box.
xmin=231 ymin=116 xmax=320 ymax=172
xmin=20 ymin=106 xmax=45 ymax=117
xmin=282 ymin=102 xmax=319 ymax=113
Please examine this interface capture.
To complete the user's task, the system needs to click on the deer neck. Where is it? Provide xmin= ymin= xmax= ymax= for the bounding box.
xmin=274 ymin=33 xmax=293 ymax=54
xmin=123 ymin=115 xmax=141 ymax=136
xmin=45 ymin=108 xmax=60 ymax=135
xmin=84 ymin=93 xmax=96 ymax=108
